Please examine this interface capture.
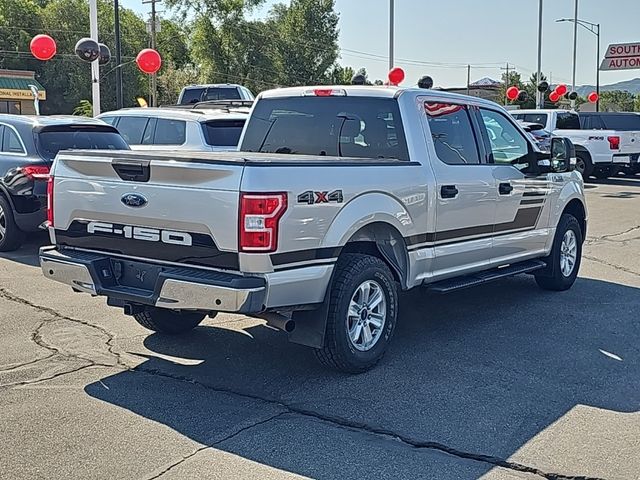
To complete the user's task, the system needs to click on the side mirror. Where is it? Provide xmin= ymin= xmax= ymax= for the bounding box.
xmin=548 ymin=137 xmax=575 ymax=173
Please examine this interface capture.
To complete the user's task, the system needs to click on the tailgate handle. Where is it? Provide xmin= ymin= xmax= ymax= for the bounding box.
xmin=112 ymin=160 xmax=151 ymax=182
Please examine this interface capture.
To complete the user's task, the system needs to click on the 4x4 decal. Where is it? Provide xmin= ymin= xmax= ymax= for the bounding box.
xmin=297 ymin=190 xmax=344 ymax=205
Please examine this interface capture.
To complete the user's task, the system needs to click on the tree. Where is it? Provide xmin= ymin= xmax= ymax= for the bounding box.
xmin=327 ymin=65 xmax=356 ymax=85
xmin=156 ymin=61 xmax=199 ymax=105
xmin=598 ymin=90 xmax=635 ymax=112
xmin=634 ymin=95 xmax=640 ymax=113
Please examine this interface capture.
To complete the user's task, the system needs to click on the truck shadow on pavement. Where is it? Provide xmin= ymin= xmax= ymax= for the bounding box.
xmin=0 ymin=233 xmax=48 ymax=267
xmin=85 ymin=275 xmax=640 ymax=479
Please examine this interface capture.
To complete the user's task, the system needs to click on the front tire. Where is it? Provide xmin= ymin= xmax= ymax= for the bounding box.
xmin=0 ymin=195 xmax=25 ymax=252
xmin=314 ymin=254 xmax=398 ymax=374
xmin=133 ymin=307 xmax=207 ymax=334
xmin=535 ymin=214 xmax=582 ymax=291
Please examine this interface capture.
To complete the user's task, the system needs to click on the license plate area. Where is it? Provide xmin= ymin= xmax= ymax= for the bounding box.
xmin=111 ymin=259 xmax=164 ymax=291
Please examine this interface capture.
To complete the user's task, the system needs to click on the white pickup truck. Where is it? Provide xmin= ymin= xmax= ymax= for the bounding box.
xmin=40 ymin=86 xmax=586 ymax=373
xmin=512 ymin=109 xmax=640 ymax=180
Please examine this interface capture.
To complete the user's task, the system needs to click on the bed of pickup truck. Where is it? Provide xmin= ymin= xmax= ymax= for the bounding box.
xmin=40 ymin=86 xmax=587 ymax=373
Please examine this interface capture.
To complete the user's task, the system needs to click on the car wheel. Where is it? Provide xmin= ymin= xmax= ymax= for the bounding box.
xmin=0 ymin=195 xmax=25 ymax=252
xmin=575 ymin=152 xmax=593 ymax=181
xmin=535 ymin=214 xmax=582 ymax=291
xmin=133 ymin=307 xmax=208 ymax=334
xmin=314 ymin=254 xmax=398 ymax=374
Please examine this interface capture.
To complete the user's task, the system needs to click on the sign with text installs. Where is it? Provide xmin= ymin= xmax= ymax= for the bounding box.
xmin=601 ymin=42 xmax=640 ymax=71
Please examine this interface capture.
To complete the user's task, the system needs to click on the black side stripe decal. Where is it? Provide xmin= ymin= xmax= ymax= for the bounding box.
xmin=271 ymin=247 xmax=342 ymax=267
xmin=521 ymin=198 xmax=545 ymax=205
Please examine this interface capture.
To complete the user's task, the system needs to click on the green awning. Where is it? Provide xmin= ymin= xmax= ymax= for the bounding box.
xmin=0 ymin=76 xmax=46 ymax=100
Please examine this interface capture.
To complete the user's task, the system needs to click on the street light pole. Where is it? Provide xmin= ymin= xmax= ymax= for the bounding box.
xmin=536 ymin=0 xmax=543 ymax=109
xmin=571 ymin=0 xmax=579 ymax=108
xmin=114 ymin=0 xmax=123 ymax=109
xmin=389 ymin=0 xmax=395 ymax=70
xmin=89 ymin=0 xmax=100 ymax=116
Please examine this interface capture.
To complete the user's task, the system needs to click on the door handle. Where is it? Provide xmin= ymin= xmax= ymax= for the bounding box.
xmin=440 ymin=185 xmax=459 ymax=199
xmin=498 ymin=182 xmax=513 ymax=195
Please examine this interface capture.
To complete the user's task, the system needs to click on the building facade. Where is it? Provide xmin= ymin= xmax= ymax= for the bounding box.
xmin=0 ymin=69 xmax=46 ymax=115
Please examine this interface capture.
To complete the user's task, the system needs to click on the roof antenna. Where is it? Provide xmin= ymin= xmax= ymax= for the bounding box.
xmin=418 ymin=76 xmax=433 ymax=89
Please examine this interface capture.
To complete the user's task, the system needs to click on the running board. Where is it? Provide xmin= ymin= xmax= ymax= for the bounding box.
xmin=427 ymin=260 xmax=546 ymax=294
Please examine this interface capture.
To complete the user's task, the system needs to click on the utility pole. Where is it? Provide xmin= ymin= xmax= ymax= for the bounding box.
xmin=466 ymin=65 xmax=471 ymax=96
xmin=389 ymin=0 xmax=395 ymax=70
xmin=501 ymin=62 xmax=510 ymax=105
xmin=596 ymin=23 xmax=601 ymax=112
xmin=89 ymin=0 xmax=100 ymax=116
xmin=142 ymin=0 xmax=161 ymax=106
xmin=536 ymin=0 xmax=543 ymax=109
xmin=114 ymin=0 xmax=123 ymax=109
xmin=571 ymin=0 xmax=579 ymax=108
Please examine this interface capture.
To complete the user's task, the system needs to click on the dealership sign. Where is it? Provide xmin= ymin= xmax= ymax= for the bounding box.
xmin=600 ymin=42 xmax=640 ymax=71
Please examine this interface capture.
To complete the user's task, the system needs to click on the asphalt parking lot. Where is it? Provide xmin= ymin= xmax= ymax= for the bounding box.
xmin=1 ymin=177 xmax=639 ymax=480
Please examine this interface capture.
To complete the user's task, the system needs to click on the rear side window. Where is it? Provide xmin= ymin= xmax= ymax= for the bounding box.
xmin=154 ymin=119 xmax=186 ymax=145
xmin=599 ymin=114 xmax=640 ymax=131
xmin=556 ymin=113 xmax=581 ymax=130
xmin=2 ymin=127 xmax=25 ymax=154
xmin=204 ymin=88 xmax=241 ymax=101
xmin=425 ymin=102 xmax=480 ymax=165
xmin=36 ymin=127 xmax=129 ymax=160
xmin=115 ymin=116 xmax=149 ymax=145
xmin=202 ymin=119 xmax=245 ymax=147
xmin=241 ymin=96 xmax=410 ymax=160
xmin=180 ymin=88 xmax=204 ymax=104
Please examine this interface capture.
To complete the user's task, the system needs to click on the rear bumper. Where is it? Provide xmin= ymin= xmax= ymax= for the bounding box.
xmin=39 ymin=246 xmax=266 ymax=314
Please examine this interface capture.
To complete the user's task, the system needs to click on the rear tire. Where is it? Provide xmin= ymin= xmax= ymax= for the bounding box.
xmin=314 ymin=254 xmax=398 ymax=374
xmin=0 ymin=195 xmax=24 ymax=252
xmin=575 ymin=152 xmax=593 ymax=181
xmin=535 ymin=214 xmax=582 ymax=291
xmin=133 ymin=307 xmax=207 ymax=334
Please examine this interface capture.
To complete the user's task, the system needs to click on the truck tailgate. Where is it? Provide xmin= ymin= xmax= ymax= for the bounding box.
xmin=50 ymin=151 xmax=244 ymax=270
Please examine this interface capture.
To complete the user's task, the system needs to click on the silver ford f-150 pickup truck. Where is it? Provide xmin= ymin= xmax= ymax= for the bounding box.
xmin=40 ymin=86 xmax=587 ymax=373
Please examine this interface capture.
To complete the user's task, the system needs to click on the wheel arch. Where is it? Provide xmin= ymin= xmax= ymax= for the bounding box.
xmin=562 ymin=198 xmax=587 ymax=242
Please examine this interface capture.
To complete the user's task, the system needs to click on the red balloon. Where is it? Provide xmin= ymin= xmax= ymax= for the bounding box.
xmin=506 ymin=86 xmax=520 ymax=101
xmin=588 ymin=92 xmax=599 ymax=103
xmin=30 ymin=34 xmax=56 ymax=61
xmin=549 ymin=91 xmax=560 ymax=103
xmin=388 ymin=67 xmax=405 ymax=86
xmin=555 ymin=84 xmax=568 ymax=96
xmin=136 ymin=49 xmax=162 ymax=74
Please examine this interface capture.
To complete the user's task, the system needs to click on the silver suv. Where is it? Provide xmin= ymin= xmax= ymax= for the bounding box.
xmin=98 ymin=107 xmax=249 ymax=152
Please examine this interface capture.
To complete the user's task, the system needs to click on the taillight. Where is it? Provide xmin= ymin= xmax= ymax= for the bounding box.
xmin=303 ymin=88 xmax=347 ymax=97
xmin=46 ymin=175 xmax=54 ymax=227
xmin=607 ymin=136 xmax=620 ymax=150
xmin=239 ymin=193 xmax=287 ymax=252
xmin=22 ymin=165 xmax=50 ymax=180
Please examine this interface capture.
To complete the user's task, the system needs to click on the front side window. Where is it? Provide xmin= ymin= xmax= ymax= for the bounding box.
xmin=425 ymin=102 xmax=480 ymax=165
xmin=154 ymin=119 xmax=186 ymax=145
xmin=115 ymin=116 xmax=149 ymax=145
xmin=480 ymin=109 xmax=530 ymax=165
xmin=2 ymin=127 xmax=25 ymax=154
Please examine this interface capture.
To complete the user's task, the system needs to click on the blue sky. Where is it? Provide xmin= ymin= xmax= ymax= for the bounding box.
xmin=121 ymin=0 xmax=640 ymax=88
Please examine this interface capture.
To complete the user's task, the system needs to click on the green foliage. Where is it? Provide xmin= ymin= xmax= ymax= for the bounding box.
xmin=598 ymin=90 xmax=635 ymax=112
xmin=72 ymin=99 xmax=92 ymax=116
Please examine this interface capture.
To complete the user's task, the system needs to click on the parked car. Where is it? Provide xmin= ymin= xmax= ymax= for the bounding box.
xmin=41 ymin=86 xmax=585 ymax=373
xmin=177 ymin=84 xmax=254 ymax=105
xmin=98 ymin=106 xmax=249 ymax=152
xmin=511 ymin=109 xmax=640 ymax=180
xmin=579 ymin=112 xmax=640 ymax=175
xmin=516 ymin=121 xmax=552 ymax=152
xmin=0 ymin=114 xmax=129 ymax=251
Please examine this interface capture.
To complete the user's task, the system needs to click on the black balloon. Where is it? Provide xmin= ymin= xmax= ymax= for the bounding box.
xmin=351 ymin=73 xmax=367 ymax=85
xmin=537 ymin=81 xmax=549 ymax=93
xmin=418 ymin=75 xmax=434 ymax=89
xmin=517 ymin=91 xmax=528 ymax=102
xmin=568 ymin=91 xmax=578 ymax=101
xmin=98 ymin=43 xmax=111 ymax=66
xmin=75 ymin=37 xmax=100 ymax=62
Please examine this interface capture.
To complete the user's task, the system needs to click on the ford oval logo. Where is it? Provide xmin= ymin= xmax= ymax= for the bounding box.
xmin=121 ymin=193 xmax=148 ymax=208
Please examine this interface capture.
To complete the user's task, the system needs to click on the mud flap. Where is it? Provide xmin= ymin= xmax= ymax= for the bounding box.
xmin=289 ymin=300 xmax=330 ymax=348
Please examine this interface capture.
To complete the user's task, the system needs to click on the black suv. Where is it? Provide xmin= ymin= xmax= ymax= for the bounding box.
xmin=0 ymin=115 xmax=129 ymax=251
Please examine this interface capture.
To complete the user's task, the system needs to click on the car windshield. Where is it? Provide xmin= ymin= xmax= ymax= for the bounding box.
xmin=241 ymin=96 xmax=410 ymax=160
xmin=36 ymin=126 xmax=129 ymax=161
xmin=202 ymin=119 xmax=245 ymax=147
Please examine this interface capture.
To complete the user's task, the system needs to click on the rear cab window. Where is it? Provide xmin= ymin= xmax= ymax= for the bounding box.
xmin=556 ymin=112 xmax=581 ymax=130
xmin=36 ymin=125 xmax=129 ymax=161
xmin=512 ymin=113 xmax=549 ymax=126
xmin=202 ymin=119 xmax=245 ymax=147
xmin=180 ymin=88 xmax=204 ymax=104
xmin=204 ymin=88 xmax=242 ymax=101
xmin=241 ymin=96 xmax=410 ymax=160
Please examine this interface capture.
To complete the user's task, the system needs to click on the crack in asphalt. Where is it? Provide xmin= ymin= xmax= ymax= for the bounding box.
xmin=0 ymin=352 xmax=56 ymax=373
xmin=585 ymin=225 xmax=640 ymax=246
xmin=145 ymin=412 xmax=288 ymax=480
xmin=0 ymin=287 xmax=608 ymax=480
xmin=583 ymin=255 xmax=640 ymax=278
